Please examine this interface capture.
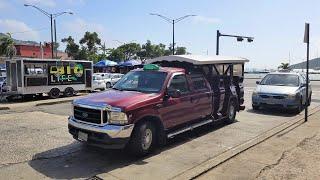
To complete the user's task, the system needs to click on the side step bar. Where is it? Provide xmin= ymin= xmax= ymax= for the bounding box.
xmin=167 ymin=119 xmax=216 ymax=138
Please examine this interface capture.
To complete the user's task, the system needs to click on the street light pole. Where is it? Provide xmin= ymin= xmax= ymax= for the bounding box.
xmin=216 ymin=30 xmax=254 ymax=55
xmin=24 ymin=4 xmax=73 ymax=59
xmin=150 ymin=13 xmax=196 ymax=55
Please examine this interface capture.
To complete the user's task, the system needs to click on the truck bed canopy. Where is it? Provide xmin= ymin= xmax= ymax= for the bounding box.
xmin=147 ymin=55 xmax=249 ymax=65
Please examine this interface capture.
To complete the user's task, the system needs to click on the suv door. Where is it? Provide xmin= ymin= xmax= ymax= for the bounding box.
xmin=159 ymin=73 xmax=194 ymax=128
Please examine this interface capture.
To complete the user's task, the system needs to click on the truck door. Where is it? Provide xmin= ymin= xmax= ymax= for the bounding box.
xmin=159 ymin=73 xmax=194 ymax=128
xmin=189 ymin=74 xmax=212 ymax=119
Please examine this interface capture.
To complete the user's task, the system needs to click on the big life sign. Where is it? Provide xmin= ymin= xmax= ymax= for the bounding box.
xmin=48 ymin=62 xmax=85 ymax=85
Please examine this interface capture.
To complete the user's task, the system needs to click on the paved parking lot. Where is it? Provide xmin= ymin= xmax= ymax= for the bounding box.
xmin=0 ymin=79 xmax=319 ymax=179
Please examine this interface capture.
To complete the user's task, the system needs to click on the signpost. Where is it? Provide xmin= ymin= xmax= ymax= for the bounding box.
xmin=303 ymin=23 xmax=310 ymax=122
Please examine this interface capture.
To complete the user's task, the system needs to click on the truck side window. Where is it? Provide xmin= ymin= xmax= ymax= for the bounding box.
xmin=168 ymin=74 xmax=189 ymax=94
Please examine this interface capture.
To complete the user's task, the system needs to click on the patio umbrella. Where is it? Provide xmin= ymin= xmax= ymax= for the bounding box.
xmin=94 ymin=59 xmax=118 ymax=67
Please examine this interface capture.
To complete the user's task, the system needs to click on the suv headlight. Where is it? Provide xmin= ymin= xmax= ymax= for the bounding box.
xmin=288 ymin=93 xmax=299 ymax=100
xmin=109 ymin=111 xmax=128 ymax=125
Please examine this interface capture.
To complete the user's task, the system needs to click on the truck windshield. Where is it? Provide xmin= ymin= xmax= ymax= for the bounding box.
xmin=260 ymin=74 xmax=299 ymax=87
xmin=113 ymin=71 xmax=167 ymax=93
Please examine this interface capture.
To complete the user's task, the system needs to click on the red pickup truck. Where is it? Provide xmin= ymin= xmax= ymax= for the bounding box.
xmin=68 ymin=55 xmax=249 ymax=156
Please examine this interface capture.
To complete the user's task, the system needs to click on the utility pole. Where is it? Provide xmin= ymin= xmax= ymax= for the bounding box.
xmin=54 ymin=19 xmax=57 ymax=58
xmin=150 ymin=13 xmax=196 ymax=55
xmin=304 ymin=23 xmax=310 ymax=122
xmin=24 ymin=4 xmax=73 ymax=59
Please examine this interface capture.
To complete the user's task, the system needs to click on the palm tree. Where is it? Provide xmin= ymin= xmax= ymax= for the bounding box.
xmin=278 ymin=62 xmax=290 ymax=70
xmin=0 ymin=33 xmax=16 ymax=59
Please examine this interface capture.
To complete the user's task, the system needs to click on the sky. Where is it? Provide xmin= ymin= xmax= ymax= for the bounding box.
xmin=1 ymin=0 xmax=320 ymax=69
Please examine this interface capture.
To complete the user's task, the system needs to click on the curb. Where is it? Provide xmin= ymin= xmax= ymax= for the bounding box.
xmin=35 ymin=99 xmax=73 ymax=106
xmin=173 ymin=106 xmax=320 ymax=180
xmin=0 ymin=106 xmax=9 ymax=110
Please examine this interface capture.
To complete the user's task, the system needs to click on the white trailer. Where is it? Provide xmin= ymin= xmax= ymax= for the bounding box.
xmin=4 ymin=58 xmax=93 ymax=98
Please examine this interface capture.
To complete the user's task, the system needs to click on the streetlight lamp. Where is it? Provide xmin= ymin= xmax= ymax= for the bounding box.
xmin=24 ymin=4 xmax=73 ymax=58
xmin=216 ymin=30 xmax=254 ymax=55
xmin=150 ymin=13 xmax=196 ymax=55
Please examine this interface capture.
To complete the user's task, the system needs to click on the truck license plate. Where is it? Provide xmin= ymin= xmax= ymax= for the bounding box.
xmin=78 ymin=131 xmax=88 ymax=141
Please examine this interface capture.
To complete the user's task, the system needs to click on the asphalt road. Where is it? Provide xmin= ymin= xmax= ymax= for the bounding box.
xmin=0 ymin=79 xmax=320 ymax=179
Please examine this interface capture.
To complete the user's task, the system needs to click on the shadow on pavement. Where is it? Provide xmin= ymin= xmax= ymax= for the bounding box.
xmin=28 ymin=120 xmax=234 ymax=179
xmin=246 ymin=108 xmax=297 ymax=117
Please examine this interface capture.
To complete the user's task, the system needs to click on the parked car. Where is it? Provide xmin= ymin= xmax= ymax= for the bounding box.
xmin=103 ymin=73 xmax=124 ymax=88
xmin=92 ymin=75 xmax=106 ymax=91
xmin=252 ymin=72 xmax=312 ymax=113
xmin=68 ymin=55 xmax=249 ymax=156
xmin=0 ymin=77 xmax=6 ymax=93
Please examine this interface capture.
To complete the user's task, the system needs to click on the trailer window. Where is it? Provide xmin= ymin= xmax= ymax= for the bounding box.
xmin=190 ymin=75 xmax=208 ymax=91
xmin=24 ymin=63 xmax=47 ymax=76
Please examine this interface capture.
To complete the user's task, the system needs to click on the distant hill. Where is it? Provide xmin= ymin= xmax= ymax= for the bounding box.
xmin=0 ymin=32 xmax=38 ymax=45
xmin=289 ymin=58 xmax=320 ymax=70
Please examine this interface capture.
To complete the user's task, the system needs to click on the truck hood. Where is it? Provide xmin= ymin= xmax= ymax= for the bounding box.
xmin=256 ymin=85 xmax=299 ymax=94
xmin=74 ymin=89 xmax=160 ymax=111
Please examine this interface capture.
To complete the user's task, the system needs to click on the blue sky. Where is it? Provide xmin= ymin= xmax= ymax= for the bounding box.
xmin=1 ymin=0 xmax=320 ymax=69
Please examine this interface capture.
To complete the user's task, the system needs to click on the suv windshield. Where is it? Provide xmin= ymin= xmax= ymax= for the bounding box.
xmin=113 ymin=71 xmax=167 ymax=93
xmin=260 ymin=74 xmax=299 ymax=87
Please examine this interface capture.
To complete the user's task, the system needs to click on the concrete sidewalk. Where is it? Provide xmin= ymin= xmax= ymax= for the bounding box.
xmin=198 ymin=110 xmax=320 ymax=180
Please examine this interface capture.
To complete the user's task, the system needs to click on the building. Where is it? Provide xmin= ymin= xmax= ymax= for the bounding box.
xmin=15 ymin=42 xmax=53 ymax=59
xmin=289 ymin=58 xmax=320 ymax=70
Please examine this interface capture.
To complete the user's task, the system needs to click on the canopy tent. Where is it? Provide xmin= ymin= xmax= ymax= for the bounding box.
xmin=118 ymin=59 xmax=142 ymax=67
xmin=147 ymin=55 xmax=249 ymax=65
xmin=94 ymin=59 xmax=118 ymax=67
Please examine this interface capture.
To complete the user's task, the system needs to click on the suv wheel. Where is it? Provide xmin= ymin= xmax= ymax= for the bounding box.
xmin=128 ymin=121 xmax=155 ymax=156
xmin=252 ymin=104 xmax=260 ymax=110
xmin=106 ymin=82 xmax=112 ymax=88
xmin=225 ymin=100 xmax=236 ymax=124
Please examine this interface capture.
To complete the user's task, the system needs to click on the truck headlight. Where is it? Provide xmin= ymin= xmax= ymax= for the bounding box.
xmin=109 ymin=112 xmax=128 ymax=125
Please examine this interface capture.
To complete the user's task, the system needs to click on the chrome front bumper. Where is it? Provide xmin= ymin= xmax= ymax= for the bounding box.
xmin=68 ymin=116 xmax=134 ymax=139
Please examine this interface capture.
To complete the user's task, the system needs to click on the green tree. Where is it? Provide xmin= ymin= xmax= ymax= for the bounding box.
xmin=0 ymin=33 xmax=16 ymax=59
xmin=79 ymin=31 xmax=101 ymax=53
xmin=118 ymin=43 xmax=141 ymax=60
xmin=278 ymin=62 xmax=290 ymax=69
xmin=108 ymin=48 xmax=125 ymax=62
xmin=61 ymin=36 xmax=80 ymax=59
xmin=137 ymin=40 xmax=167 ymax=59
xmin=175 ymin=46 xmax=187 ymax=55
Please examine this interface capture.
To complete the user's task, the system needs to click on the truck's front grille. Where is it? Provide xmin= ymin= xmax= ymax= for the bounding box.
xmin=74 ymin=106 xmax=102 ymax=124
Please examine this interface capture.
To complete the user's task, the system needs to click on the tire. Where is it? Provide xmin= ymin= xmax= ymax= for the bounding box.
xmin=127 ymin=121 xmax=156 ymax=156
xmin=252 ymin=104 xmax=260 ymax=110
xmin=225 ymin=100 xmax=237 ymax=124
xmin=49 ymin=88 xmax=60 ymax=99
xmin=295 ymin=98 xmax=303 ymax=114
xmin=64 ymin=87 xmax=74 ymax=97
xmin=106 ymin=82 xmax=112 ymax=89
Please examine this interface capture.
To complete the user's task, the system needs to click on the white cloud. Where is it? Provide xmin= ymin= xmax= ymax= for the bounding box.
xmin=193 ymin=16 xmax=220 ymax=24
xmin=0 ymin=19 xmax=40 ymax=41
xmin=24 ymin=0 xmax=56 ymax=7
xmin=62 ymin=18 xmax=107 ymax=41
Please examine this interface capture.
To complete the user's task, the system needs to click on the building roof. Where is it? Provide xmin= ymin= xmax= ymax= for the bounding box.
xmin=147 ymin=55 xmax=249 ymax=65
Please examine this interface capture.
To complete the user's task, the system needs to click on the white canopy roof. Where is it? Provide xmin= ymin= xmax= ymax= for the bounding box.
xmin=147 ymin=55 xmax=249 ymax=65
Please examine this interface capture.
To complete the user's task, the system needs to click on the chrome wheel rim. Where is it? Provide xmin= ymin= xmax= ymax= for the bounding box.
xmin=142 ymin=128 xmax=152 ymax=150
xmin=229 ymin=104 xmax=235 ymax=120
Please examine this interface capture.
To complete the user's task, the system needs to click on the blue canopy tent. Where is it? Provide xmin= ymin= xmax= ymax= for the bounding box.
xmin=93 ymin=59 xmax=118 ymax=73
xmin=94 ymin=59 xmax=118 ymax=67
xmin=118 ymin=59 xmax=142 ymax=67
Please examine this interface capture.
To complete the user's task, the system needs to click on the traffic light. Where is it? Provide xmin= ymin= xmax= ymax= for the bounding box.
xmin=237 ymin=37 xmax=244 ymax=42
xmin=247 ymin=38 xmax=253 ymax=42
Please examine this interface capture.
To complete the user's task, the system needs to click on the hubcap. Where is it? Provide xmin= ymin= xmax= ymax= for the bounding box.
xmin=229 ymin=104 xmax=235 ymax=119
xmin=142 ymin=128 xmax=152 ymax=150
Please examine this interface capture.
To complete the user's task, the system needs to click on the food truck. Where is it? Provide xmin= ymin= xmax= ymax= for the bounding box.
xmin=4 ymin=58 xmax=93 ymax=98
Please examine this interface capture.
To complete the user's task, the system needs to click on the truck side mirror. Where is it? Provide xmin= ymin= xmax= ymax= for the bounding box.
xmin=167 ymin=89 xmax=181 ymax=98
xmin=256 ymin=81 xmax=260 ymax=85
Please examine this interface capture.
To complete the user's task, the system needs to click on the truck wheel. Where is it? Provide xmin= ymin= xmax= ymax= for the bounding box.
xmin=64 ymin=87 xmax=74 ymax=97
xmin=106 ymin=82 xmax=112 ymax=89
xmin=128 ymin=121 xmax=155 ymax=156
xmin=225 ymin=100 xmax=236 ymax=124
xmin=252 ymin=104 xmax=260 ymax=110
xmin=49 ymin=88 xmax=60 ymax=99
